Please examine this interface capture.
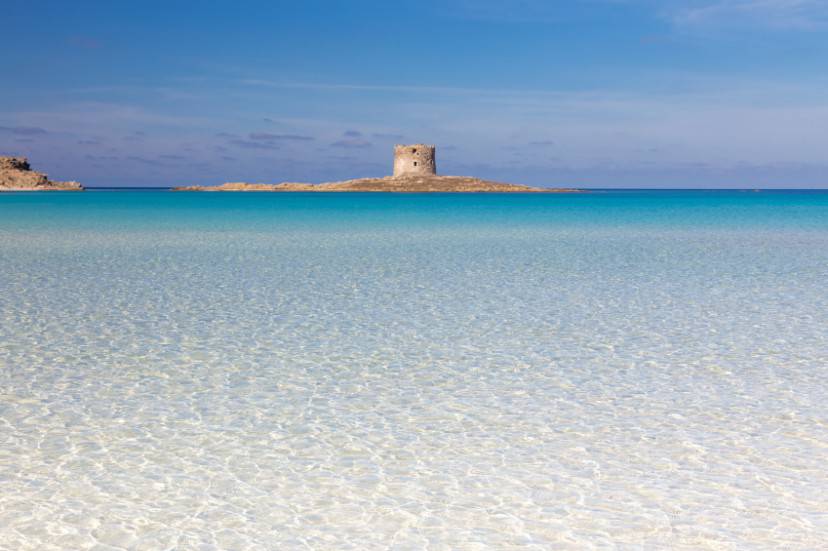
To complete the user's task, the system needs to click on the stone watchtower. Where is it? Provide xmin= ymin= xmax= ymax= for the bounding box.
xmin=393 ymin=144 xmax=436 ymax=177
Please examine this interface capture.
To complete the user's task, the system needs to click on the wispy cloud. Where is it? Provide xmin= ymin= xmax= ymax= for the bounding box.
xmin=126 ymin=156 xmax=159 ymax=165
xmin=331 ymin=130 xmax=372 ymax=149
xmin=248 ymin=132 xmax=314 ymax=141
xmin=670 ymin=0 xmax=828 ymax=30
xmin=0 ymin=125 xmax=48 ymax=135
xmin=123 ymin=131 xmax=147 ymax=142
xmin=240 ymin=78 xmax=509 ymax=96
xmin=372 ymin=133 xmax=406 ymax=141
xmin=12 ymin=102 xmax=214 ymax=131
xmin=6 ymin=71 xmax=828 ymax=187
xmin=228 ymin=139 xmax=280 ymax=150
xmin=440 ymin=0 xmax=828 ymax=30
xmin=85 ymin=154 xmax=119 ymax=162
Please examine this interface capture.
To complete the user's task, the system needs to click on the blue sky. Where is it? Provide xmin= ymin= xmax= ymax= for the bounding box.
xmin=2 ymin=0 xmax=828 ymax=188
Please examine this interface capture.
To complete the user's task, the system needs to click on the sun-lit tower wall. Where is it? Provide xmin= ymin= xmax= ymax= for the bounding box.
xmin=393 ymin=144 xmax=437 ymax=177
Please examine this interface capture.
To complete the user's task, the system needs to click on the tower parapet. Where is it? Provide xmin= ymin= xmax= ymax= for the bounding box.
xmin=393 ymin=144 xmax=436 ymax=177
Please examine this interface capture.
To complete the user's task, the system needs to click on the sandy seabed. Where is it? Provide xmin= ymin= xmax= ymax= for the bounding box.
xmin=1 ymin=192 xmax=827 ymax=549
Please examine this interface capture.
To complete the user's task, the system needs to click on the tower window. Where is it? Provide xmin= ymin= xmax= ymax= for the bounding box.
xmin=412 ymin=148 xmax=417 ymax=153
xmin=413 ymin=161 xmax=418 ymax=166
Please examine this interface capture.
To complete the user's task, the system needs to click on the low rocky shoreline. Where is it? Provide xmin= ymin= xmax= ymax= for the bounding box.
xmin=174 ymin=175 xmax=579 ymax=193
xmin=0 ymin=157 xmax=83 ymax=191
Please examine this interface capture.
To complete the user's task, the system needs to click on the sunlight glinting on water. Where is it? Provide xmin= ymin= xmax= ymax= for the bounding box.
xmin=1 ymin=191 xmax=827 ymax=549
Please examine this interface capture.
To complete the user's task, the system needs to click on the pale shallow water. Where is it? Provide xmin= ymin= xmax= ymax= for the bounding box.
xmin=1 ymin=190 xmax=827 ymax=550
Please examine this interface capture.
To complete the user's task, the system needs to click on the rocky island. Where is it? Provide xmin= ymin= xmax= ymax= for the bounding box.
xmin=0 ymin=157 xmax=83 ymax=191
xmin=174 ymin=175 xmax=575 ymax=193
xmin=174 ymin=144 xmax=578 ymax=193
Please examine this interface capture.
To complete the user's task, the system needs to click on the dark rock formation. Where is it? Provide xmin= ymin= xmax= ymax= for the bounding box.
xmin=0 ymin=157 xmax=32 ymax=171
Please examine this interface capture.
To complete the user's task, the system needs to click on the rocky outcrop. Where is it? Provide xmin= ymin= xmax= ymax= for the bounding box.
xmin=174 ymin=175 xmax=579 ymax=193
xmin=0 ymin=157 xmax=32 ymax=171
xmin=0 ymin=157 xmax=84 ymax=191
xmin=174 ymin=143 xmax=579 ymax=193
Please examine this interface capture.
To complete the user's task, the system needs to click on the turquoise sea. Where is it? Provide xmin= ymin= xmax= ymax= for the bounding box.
xmin=1 ymin=190 xmax=827 ymax=549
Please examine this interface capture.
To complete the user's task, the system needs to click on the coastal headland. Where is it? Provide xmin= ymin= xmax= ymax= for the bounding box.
xmin=0 ymin=157 xmax=83 ymax=191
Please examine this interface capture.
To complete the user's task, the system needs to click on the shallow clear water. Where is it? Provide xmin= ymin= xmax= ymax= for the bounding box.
xmin=1 ymin=190 xmax=827 ymax=550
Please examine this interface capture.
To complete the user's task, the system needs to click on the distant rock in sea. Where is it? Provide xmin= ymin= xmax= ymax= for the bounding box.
xmin=0 ymin=157 xmax=84 ymax=191
xmin=174 ymin=175 xmax=577 ymax=193
xmin=173 ymin=143 xmax=579 ymax=193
